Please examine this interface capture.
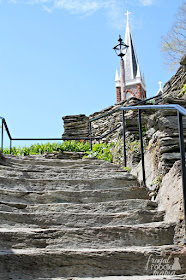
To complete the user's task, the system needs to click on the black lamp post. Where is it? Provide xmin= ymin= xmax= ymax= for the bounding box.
xmin=113 ymin=35 xmax=128 ymax=100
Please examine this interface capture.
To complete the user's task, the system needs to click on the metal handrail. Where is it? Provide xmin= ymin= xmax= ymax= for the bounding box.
xmin=89 ymin=103 xmax=186 ymax=244
xmin=0 ymin=100 xmax=185 ymax=243
xmin=89 ymin=104 xmax=186 ymax=184
xmin=89 ymin=93 xmax=163 ymax=122
xmin=0 ymin=93 xmax=160 ymax=151
xmin=90 ymin=104 xmax=186 ymax=123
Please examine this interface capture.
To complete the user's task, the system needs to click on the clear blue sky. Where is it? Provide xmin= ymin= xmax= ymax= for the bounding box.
xmin=0 ymin=0 xmax=184 ymax=148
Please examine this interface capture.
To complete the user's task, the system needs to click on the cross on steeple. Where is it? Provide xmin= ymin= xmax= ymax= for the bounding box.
xmin=125 ymin=10 xmax=131 ymax=22
xmin=158 ymin=81 xmax=162 ymax=91
xmin=114 ymin=10 xmax=146 ymax=103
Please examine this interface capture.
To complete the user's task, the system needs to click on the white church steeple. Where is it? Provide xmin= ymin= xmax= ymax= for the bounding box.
xmin=115 ymin=68 xmax=120 ymax=86
xmin=115 ymin=11 xmax=146 ymax=102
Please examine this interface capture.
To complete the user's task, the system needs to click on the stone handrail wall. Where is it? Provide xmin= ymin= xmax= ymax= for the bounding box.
xmin=62 ymin=114 xmax=89 ymax=139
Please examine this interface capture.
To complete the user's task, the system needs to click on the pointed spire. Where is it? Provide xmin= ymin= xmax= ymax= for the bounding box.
xmin=136 ymin=64 xmax=141 ymax=78
xmin=123 ymin=10 xmax=144 ymax=87
xmin=114 ymin=10 xmax=146 ymax=100
xmin=115 ymin=68 xmax=120 ymax=82
xmin=115 ymin=68 xmax=121 ymax=88
xmin=125 ymin=10 xmax=131 ymax=27
xmin=143 ymin=73 xmax=146 ymax=85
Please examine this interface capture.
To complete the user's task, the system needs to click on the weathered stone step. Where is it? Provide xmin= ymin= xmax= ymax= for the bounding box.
xmin=0 ymin=165 xmax=137 ymax=180
xmin=0 ymin=162 xmax=126 ymax=172
xmin=0 ymin=176 xmax=139 ymax=191
xmin=28 ymin=276 xmax=186 ymax=280
xmin=0 ymin=199 xmax=157 ymax=213
xmin=0 ymin=154 xmax=183 ymax=279
xmin=0 ymin=187 xmax=148 ymax=204
xmin=23 ymin=276 xmax=186 ymax=280
xmin=0 ymin=169 xmax=135 ymax=180
xmin=17 ymin=277 xmax=186 ymax=280
xmin=0 ymin=222 xmax=175 ymax=249
xmin=0 ymin=209 xmax=164 ymax=228
xmin=0 ymin=171 xmax=134 ymax=184
xmin=25 ymin=199 xmax=158 ymax=214
xmin=2 ymin=155 xmax=116 ymax=169
xmin=0 ymin=246 xmax=185 ymax=279
xmin=6 ymin=275 xmax=184 ymax=279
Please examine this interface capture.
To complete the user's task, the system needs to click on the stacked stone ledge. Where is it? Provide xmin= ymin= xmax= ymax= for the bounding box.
xmin=62 ymin=98 xmax=147 ymax=143
xmin=61 ymin=57 xmax=186 ymax=174
xmin=163 ymin=55 xmax=186 ymax=99
xmin=62 ymin=114 xmax=89 ymax=140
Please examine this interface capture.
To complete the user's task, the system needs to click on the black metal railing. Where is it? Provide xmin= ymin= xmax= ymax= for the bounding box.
xmin=89 ymin=103 xmax=186 ymax=244
xmin=0 ymin=93 xmax=160 ymax=152
xmin=0 ymin=100 xmax=185 ymax=243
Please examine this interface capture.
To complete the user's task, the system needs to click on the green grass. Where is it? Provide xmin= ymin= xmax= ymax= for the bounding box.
xmin=3 ymin=141 xmax=114 ymax=162
xmin=178 ymin=83 xmax=186 ymax=98
xmin=85 ymin=143 xmax=114 ymax=162
xmin=3 ymin=141 xmax=90 ymax=156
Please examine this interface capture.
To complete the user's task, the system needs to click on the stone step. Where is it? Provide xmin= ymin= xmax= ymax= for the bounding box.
xmin=0 ymin=222 xmax=175 ymax=249
xmin=2 ymin=156 xmax=116 ymax=168
xmin=0 ymin=187 xmax=148 ymax=204
xmin=0 ymin=162 xmax=126 ymax=172
xmin=0 ymin=155 xmax=183 ymax=279
xmin=0 ymin=199 xmax=157 ymax=213
xmin=0 ymin=246 xmax=185 ymax=278
xmin=25 ymin=276 xmax=186 ymax=280
xmin=0 ymin=209 xmax=164 ymax=228
xmin=0 ymin=176 xmax=139 ymax=191
xmin=25 ymin=199 xmax=158 ymax=214
xmin=0 ymin=169 xmax=136 ymax=180
xmin=13 ymin=272 xmax=186 ymax=280
xmin=20 ymin=277 xmax=186 ymax=280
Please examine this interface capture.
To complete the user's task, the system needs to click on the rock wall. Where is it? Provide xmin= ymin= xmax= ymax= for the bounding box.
xmin=62 ymin=97 xmax=151 ymax=143
xmin=62 ymin=114 xmax=89 ymax=140
xmin=147 ymin=105 xmax=186 ymax=171
xmin=89 ymin=97 xmax=152 ymax=144
xmin=61 ymin=57 xmax=186 ymax=176
xmin=163 ymin=54 xmax=186 ymax=99
xmin=61 ymin=57 xmax=186 ymax=243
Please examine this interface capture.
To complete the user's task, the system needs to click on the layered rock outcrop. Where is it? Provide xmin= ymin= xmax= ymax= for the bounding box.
xmin=163 ymin=54 xmax=186 ymax=99
xmin=62 ymin=57 xmax=186 ymax=174
xmin=62 ymin=114 xmax=89 ymax=140
xmin=61 ymin=58 xmax=186 ymax=241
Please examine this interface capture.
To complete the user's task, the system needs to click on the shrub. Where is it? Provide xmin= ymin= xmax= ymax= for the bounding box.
xmin=84 ymin=143 xmax=114 ymax=162
xmin=3 ymin=141 xmax=114 ymax=162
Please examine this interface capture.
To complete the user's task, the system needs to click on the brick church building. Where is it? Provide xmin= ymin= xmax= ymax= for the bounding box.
xmin=115 ymin=12 xmax=146 ymax=103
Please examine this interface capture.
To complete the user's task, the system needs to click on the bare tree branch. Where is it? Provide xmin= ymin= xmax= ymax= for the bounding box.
xmin=161 ymin=1 xmax=186 ymax=71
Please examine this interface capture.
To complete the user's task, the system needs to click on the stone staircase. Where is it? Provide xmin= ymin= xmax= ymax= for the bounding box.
xmin=0 ymin=154 xmax=186 ymax=280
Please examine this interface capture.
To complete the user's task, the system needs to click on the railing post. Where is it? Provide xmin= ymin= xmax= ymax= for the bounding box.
xmin=10 ymin=140 xmax=12 ymax=154
xmin=89 ymin=121 xmax=92 ymax=151
xmin=138 ymin=109 xmax=146 ymax=186
xmin=177 ymin=111 xmax=186 ymax=244
xmin=122 ymin=110 xmax=127 ymax=167
xmin=1 ymin=119 xmax=3 ymax=153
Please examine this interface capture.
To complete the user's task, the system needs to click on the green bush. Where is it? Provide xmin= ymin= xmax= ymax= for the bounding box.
xmin=84 ymin=143 xmax=114 ymax=163
xmin=3 ymin=141 xmax=114 ymax=162
xmin=178 ymin=83 xmax=186 ymax=98
xmin=3 ymin=141 xmax=90 ymax=156
xmin=123 ymin=166 xmax=131 ymax=172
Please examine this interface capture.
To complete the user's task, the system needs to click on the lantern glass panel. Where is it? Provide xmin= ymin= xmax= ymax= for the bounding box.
xmin=121 ymin=46 xmax=128 ymax=56
xmin=114 ymin=47 xmax=120 ymax=56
